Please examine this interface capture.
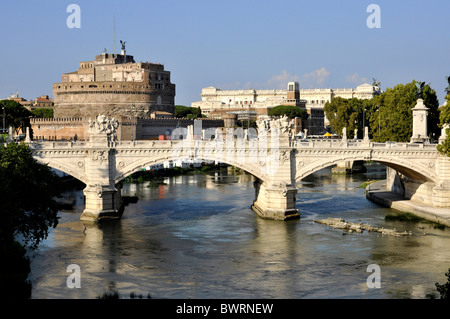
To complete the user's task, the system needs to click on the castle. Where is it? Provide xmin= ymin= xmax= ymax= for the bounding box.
xmin=52 ymin=44 xmax=176 ymax=118
xmin=31 ymin=46 xmax=223 ymax=141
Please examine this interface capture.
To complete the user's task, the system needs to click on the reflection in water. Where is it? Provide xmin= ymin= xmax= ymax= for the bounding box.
xmin=28 ymin=164 xmax=450 ymax=299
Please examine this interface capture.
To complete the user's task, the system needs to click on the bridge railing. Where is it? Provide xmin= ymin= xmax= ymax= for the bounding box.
xmin=28 ymin=141 xmax=88 ymax=149
xmin=28 ymin=137 xmax=439 ymax=153
xmin=294 ymin=139 xmax=438 ymax=151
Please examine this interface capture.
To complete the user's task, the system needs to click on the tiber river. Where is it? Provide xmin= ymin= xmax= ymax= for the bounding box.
xmin=27 ymin=163 xmax=450 ymax=299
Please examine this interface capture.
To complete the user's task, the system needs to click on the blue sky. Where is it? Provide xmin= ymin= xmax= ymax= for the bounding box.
xmin=1 ymin=0 xmax=449 ymax=106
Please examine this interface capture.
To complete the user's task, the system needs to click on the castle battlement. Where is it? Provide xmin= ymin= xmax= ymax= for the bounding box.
xmin=31 ymin=117 xmax=86 ymax=123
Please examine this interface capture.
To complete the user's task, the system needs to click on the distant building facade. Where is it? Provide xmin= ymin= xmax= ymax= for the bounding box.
xmin=192 ymin=82 xmax=381 ymax=135
xmin=193 ymin=83 xmax=379 ymax=114
xmin=53 ymin=48 xmax=176 ymax=118
xmin=191 ymin=82 xmax=306 ymax=117
xmin=300 ymin=83 xmax=381 ymax=110
xmin=33 ymin=95 xmax=54 ymax=108
xmin=6 ymin=91 xmax=53 ymax=109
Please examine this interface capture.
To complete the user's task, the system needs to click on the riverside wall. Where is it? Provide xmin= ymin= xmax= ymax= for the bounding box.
xmin=365 ymin=180 xmax=450 ymax=227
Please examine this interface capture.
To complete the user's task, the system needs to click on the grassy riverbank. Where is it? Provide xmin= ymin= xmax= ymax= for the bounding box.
xmin=360 ymin=180 xmax=378 ymax=189
xmin=385 ymin=212 xmax=446 ymax=229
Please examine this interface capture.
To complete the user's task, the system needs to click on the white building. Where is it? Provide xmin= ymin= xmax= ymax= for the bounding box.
xmin=192 ymin=82 xmax=381 ymax=127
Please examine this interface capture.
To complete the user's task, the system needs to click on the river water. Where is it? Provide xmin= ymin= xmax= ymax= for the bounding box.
xmin=27 ymin=164 xmax=450 ymax=299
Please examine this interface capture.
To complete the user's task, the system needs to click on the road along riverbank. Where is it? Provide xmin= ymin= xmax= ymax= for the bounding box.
xmin=365 ymin=180 xmax=450 ymax=227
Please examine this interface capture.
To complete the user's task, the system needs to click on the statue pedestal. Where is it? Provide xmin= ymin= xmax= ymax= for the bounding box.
xmin=410 ymin=99 xmax=429 ymax=143
xmin=439 ymin=124 xmax=449 ymax=143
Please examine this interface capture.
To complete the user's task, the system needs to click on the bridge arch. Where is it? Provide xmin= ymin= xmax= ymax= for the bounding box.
xmin=33 ymin=157 xmax=88 ymax=184
xmin=294 ymin=154 xmax=438 ymax=184
xmin=114 ymin=154 xmax=268 ymax=185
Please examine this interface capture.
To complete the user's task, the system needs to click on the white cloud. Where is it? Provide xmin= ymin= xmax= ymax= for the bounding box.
xmin=265 ymin=70 xmax=299 ymax=90
xmin=300 ymin=67 xmax=331 ymax=88
xmin=221 ymin=68 xmax=330 ymax=91
xmin=241 ymin=70 xmax=298 ymax=90
xmin=346 ymin=72 xmax=368 ymax=85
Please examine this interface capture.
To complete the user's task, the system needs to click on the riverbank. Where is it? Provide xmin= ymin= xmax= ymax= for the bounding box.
xmin=365 ymin=180 xmax=450 ymax=227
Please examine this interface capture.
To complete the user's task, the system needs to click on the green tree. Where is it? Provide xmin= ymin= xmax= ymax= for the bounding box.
xmin=31 ymin=108 xmax=53 ymax=118
xmin=174 ymin=105 xmax=204 ymax=119
xmin=435 ymin=268 xmax=450 ymax=299
xmin=0 ymin=100 xmax=33 ymax=134
xmin=0 ymin=142 xmax=62 ymax=298
xmin=369 ymin=81 xmax=440 ymax=142
xmin=268 ymin=105 xmax=307 ymax=119
xmin=0 ymin=142 xmax=61 ymax=248
xmin=437 ymin=94 xmax=450 ymax=156
xmin=324 ymin=97 xmax=373 ymax=139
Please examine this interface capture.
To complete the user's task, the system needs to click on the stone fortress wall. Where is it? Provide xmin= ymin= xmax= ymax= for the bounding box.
xmin=31 ymin=116 xmax=224 ymax=141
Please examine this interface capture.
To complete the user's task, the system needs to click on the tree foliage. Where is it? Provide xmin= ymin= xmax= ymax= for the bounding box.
xmin=437 ymin=94 xmax=450 ymax=157
xmin=324 ymin=80 xmax=440 ymax=142
xmin=324 ymin=97 xmax=372 ymax=139
xmin=268 ymin=105 xmax=307 ymax=119
xmin=435 ymin=268 xmax=450 ymax=299
xmin=0 ymin=100 xmax=33 ymax=134
xmin=369 ymin=81 xmax=440 ymax=142
xmin=31 ymin=108 xmax=53 ymax=118
xmin=0 ymin=142 xmax=61 ymax=248
xmin=174 ymin=105 xmax=204 ymax=119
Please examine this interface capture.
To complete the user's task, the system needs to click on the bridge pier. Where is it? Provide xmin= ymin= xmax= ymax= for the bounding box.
xmin=251 ymin=179 xmax=299 ymax=220
xmin=81 ymin=184 xmax=123 ymax=222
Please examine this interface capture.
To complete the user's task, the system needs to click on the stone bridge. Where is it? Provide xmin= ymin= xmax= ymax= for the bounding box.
xmin=28 ymin=116 xmax=450 ymax=222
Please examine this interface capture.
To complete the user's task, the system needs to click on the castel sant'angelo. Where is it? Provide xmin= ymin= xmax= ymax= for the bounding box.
xmin=31 ymin=43 xmax=223 ymax=141
xmin=53 ymin=42 xmax=176 ymax=118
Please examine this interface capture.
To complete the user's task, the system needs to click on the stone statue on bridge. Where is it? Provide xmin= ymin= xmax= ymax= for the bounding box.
xmin=256 ymin=115 xmax=293 ymax=134
xmin=89 ymin=115 xmax=119 ymax=134
xmin=88 ymin=115 xmax=119 ymax=142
